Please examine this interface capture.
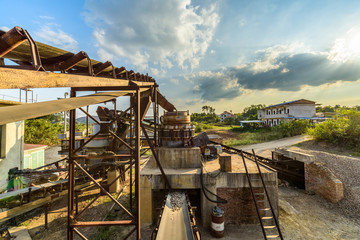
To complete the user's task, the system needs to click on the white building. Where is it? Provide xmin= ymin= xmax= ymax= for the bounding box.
xmin=257 ymin=99 xmax=317 ymax=126
xmin=0 ymin=100 xmax=25 ymax=192
xmin=219 ymin=111 xmax=235 ymax=123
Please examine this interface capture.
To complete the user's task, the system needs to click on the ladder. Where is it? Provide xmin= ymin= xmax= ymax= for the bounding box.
xmin=240 ymin=150 xmax=283 ymax=240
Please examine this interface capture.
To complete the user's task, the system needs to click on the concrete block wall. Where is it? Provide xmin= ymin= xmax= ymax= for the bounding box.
xmin=217 ymin=187 xmax=265 ymax=224
xmin=305 ymin=162 xmax=344 ymax=203
xmin=200 ymin=172 xmax=278 ymax=227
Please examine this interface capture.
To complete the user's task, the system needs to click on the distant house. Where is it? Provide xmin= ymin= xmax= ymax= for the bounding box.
xmin=219 ymin=111 xmax=235 ymax=123
xmin=257 ymin=99 xmax=319 ymax=127
xmin=23 ymin=144 xmax=47 ymax=169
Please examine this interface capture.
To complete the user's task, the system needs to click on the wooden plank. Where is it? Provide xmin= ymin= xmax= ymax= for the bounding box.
xmin=0 ymin=67 xmax=154 ymax=89
xmin=0 ymin=180 xmax=101 ymax=223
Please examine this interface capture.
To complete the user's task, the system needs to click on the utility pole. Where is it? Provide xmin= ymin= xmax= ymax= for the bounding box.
xmin=64 ymin=92 xmax=69 ymax=135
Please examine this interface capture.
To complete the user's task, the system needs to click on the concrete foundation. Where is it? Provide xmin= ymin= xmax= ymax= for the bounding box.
xmin=148 ymin=147 xmax=202 ymax=169
xmin=140 ymin=148 xmax=278 ymax=227
xmin=107 ymin=167 xmax=121 ymax=193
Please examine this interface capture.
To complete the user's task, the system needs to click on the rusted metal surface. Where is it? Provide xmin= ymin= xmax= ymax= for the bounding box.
xmin=159 ymin=111 xmax=195 ymax=147
xmin=157 ymin=90 xmax=176 ymax=112
xmin=65 ymin=88 xmax=148 ymax=240
xmin=59 ymin=51 xmax=87 ymax=71
xmin=0 ymin=26 xmax=27 ymax=57
xmin=0 ymin=26 xmax=178 ymax=240
xmin=0 ymin=26 xmax=158 ymax=88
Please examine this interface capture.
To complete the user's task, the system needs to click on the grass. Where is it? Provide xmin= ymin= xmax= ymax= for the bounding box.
xmin=193 ymin=122 xmax=232 ymax=132
xmin=224 ymin=127 xmax=284 ymax=146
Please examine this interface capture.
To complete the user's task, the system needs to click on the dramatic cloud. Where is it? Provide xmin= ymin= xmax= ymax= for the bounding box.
xmin=84 ymin=0 xmax=219 ymax=71
xmin=35 ymin=25 xmax=78 ymax=52
xmin=190 ymin=43 xmax=360 ymax=101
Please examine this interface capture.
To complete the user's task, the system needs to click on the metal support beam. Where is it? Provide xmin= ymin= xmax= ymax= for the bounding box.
xmin=67 ymin=89 xmax=76 ymax=240
xmin=135 ymin=90 xmax=141 ymax=239
xmin=0 ymin=26 xmax=26 ymax=57
xmin=60 ymin=51 xmax=87 ymax=72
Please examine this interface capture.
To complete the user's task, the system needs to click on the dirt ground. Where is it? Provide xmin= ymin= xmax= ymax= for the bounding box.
xmin=3 ymin=137 xmax=360 ymax=239
xmin=4 ymin=185 xmax=360 ymax=240
xmin=205 ymin=129 xmax=239 ymax=141
xmin=200 ymin=186 xmax=360 ymax=240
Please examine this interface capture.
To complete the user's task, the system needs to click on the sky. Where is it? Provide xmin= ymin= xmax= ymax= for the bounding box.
xmin=1 ymin=0 xmax=360 ymax=114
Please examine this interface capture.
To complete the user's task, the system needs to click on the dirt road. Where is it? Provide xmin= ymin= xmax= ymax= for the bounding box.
xmin=235 ymin=135 xmax=311 ymax=157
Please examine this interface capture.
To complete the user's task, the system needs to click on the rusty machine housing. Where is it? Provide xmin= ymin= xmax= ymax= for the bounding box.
xmin=158 ymin=111 xmax=195 ymax=147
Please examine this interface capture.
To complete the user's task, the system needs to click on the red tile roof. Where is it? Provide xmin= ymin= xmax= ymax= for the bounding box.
xmin=24 ymin=144 xmax=47 ymax=151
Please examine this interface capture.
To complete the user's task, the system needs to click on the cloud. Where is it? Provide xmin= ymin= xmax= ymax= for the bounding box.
xmin=35 ymin=25 xmax=78 ymax=52
xmin=84 ymin=0 xmax=220 ymax=71
xmin=191 ymin=70 xmax=241 ymax=101
xmin=328 ymin=27 xmax=360 ymax=63
xmin=39 ymin=16 xmax=55 ymax=20
xmin=0 ymin=26 xmax=10 ymax=31
xmin=188 ymin=43 xmax=360 ymax=101
xmin=170 ymin=78 xmax=180 ymax=85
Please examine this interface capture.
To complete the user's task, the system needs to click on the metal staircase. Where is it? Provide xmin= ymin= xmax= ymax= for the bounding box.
xmin=240 ymin=150 xmax=284 ymax=240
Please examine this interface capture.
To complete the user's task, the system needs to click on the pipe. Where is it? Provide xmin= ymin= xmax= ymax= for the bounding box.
xmin=0 ymin=26 xmax=27 ymax=57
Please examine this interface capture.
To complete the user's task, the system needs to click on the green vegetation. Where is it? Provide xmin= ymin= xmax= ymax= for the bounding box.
xmin=316 ymin=105 xmax=360 ymax=113
xmin=224 ymin=128 xmax=280 ymax=146
xmin=224 ymin=120 xmax=310 ymax=146
xmin=25 ymin=114 xmax=87 ymax=145
xmin=25 ymin=118 xmax=62 ymax=145
xmin=193 ymin=122 xmax=231 ymax=133
xmin=191 ymin=105 xmax=220 ymax=124
xmin=308 ymin=109 xmax=360 ymax=151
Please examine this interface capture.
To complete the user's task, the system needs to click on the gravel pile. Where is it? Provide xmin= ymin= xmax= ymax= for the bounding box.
xmin=294 ymin=147 xmax=360 ymax=217
xmin=169 ymin=191 xmax=184 ymax=212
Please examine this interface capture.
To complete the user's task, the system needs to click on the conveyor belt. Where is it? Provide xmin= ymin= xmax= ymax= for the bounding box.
xmin=153 ymin=192 xmax=200 ymax=240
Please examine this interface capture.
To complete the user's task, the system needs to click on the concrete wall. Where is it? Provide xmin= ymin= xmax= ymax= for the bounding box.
xmin=140 ymin=165 xmax=278 ymax=227
xmin=305 ymin=162 xmax=344 ymax=203
xmin=289 ymin=104 xmax=316 ymax=118
xmin=259 ymin=103 xmax=316 ymax=126
xmin=0 ymin=121 xmax=24 ymax=192
xmin=201 ymin=172 xmax=278 ymax=227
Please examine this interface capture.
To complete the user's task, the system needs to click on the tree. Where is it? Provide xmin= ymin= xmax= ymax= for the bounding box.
xmin=25 ymin=118 xmax=62 ymax=145
xmin=202 ymin=105 xmax=215 ymax=114
xmin=242 ymin=104 xmax=266 ymax=120
xmin=192 ymin=106 xmax=219 ymax=123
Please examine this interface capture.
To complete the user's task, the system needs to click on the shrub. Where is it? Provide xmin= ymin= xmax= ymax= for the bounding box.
xmin=308 ymin=109 xmax=360 ymax=149
xmin=273 ymin=119 xmax=311 ymax=137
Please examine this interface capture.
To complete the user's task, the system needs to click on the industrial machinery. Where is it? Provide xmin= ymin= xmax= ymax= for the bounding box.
xmin=159 ymin=111 xmax=195 ymax=147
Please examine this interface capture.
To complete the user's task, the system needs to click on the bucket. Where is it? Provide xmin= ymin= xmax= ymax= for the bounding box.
xmin=211 ymin=206 xmax=224 ymax=238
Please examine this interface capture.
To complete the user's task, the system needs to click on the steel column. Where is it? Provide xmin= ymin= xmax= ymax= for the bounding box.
xmin=135 ymin=90 xmax=141 ymax=239
xmin=153 ymin=87 xmax=158 ymax=146
xmin=129 ymin=99 xmax=133 ymax=211
xmin=67 ymin=88 xmax=76 ymax=240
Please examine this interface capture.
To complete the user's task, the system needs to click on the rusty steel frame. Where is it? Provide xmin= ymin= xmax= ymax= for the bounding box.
xmin=0 ymin=26 xmax=173 ymax=240
xmin=66 ymin=86 xmax=148 ymax=240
